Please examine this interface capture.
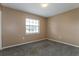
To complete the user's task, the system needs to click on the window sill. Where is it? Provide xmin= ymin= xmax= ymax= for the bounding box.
xmin=25 ymin=32 xmax=40 ymax=35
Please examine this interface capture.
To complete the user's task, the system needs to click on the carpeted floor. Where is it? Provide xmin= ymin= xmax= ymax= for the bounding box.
xmin=0 ymin=40 xmax=79 ymax=56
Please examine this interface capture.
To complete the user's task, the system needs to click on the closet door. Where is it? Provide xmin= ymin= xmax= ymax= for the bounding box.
xmin=0 ymin=10 xmax=2 ymax=50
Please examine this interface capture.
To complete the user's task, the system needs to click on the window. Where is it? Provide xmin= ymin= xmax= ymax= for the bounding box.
xmin=26 ymin=18 xmax=40 ymax=34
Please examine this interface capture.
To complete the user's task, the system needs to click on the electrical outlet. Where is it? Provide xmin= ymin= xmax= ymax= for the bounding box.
xmin=59 ymin=35 xmax=62 ymax=39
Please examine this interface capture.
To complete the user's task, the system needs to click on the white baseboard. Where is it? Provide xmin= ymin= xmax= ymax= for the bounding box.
xmin=48 ymin=39 xmax=79 ymax=48
xmin=2 ymin=38 xmax=47 ymax=50
xmin=2 ymin=38 xmax=79 ymax=50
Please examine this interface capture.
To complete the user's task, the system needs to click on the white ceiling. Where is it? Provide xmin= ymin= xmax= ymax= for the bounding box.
xmin=1 ymin=3 xmax=79 ymax=17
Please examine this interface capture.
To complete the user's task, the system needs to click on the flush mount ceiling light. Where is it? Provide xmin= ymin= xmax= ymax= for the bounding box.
xmin=41 ymin=3 xmax=48 ymax=7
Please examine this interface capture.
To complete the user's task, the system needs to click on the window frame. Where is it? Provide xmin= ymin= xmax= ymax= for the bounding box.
xmin=25 ymin=18 xmax=40 ymax=34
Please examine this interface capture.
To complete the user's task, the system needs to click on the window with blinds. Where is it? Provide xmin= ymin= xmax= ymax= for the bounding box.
xmin=26 ymin=18 xmax=40 ymax=34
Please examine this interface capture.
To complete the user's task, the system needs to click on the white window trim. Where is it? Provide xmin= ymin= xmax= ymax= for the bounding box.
xmin=25 ymin=18 xmax=40 ymax=34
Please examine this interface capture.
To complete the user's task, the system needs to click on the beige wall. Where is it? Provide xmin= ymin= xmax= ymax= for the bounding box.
xmin=2 ymin=4 xmax=79 ymax=48
xmin=2 ymin=6 xmax=47 ymax=47
xmin=48 ymin=8 xmax=79 ymax=46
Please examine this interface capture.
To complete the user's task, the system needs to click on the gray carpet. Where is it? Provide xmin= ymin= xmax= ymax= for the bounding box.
xmin=0 ymin=40 xmax=79 ymax=56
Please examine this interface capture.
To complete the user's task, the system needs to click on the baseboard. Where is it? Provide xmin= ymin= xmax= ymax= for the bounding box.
xmin=2 ymin=38 xmax=47 ymax=50
xmin=2 ymin=38 xmax=79 ymax=50
xmin=48 ymin=39 xmax=79 ymax=48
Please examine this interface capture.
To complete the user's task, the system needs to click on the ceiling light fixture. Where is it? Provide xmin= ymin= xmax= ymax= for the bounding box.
xmin=41 ymin=3 xmax=48 ymax=8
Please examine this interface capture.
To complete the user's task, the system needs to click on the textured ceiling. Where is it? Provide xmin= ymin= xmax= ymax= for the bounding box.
xmin=2 ymin=3 xmax=79 ymax=17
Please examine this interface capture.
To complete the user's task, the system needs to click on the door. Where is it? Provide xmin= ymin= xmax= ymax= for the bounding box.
xmin=0 ymin=10 xmax=2 ymax=50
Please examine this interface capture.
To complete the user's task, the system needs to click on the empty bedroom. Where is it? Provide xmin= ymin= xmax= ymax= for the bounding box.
xmin=0 ymin=3 xmax=79 ymax=56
